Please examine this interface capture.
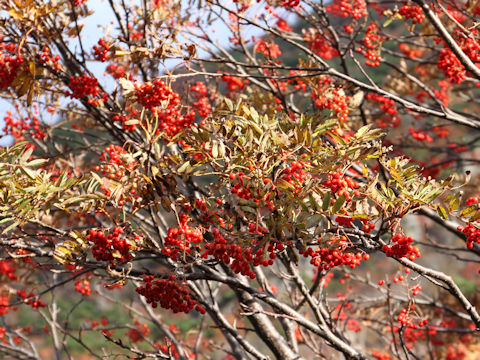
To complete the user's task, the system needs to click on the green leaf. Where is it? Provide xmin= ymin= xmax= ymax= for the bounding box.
xmin=177 ymin=161 xmax=191 ymax=174
xmin=448 ymin=196 xmax=460 ymax=212
xmin=436 ymin=204 xmax=448 ymax=220
xmin=322 ymin=192 xmax=331 ymax=211
xmin=332 ymin=194 xmax=346 ymax=213
xmin=460 ymin=206 xmax=478 ymax=218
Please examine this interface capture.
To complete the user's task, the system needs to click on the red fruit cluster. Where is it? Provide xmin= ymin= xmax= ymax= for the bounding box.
xmin=457 ymin=223 xmax=480 ymax=249
xmin=409 ymin=127 xmax=433 ymax=142
xmin=322 ymin=171 xmax=360 ymax=201
xmin=446 ymin=345 xmax=466 ymax=360
xmin=0 ymin=259 xmax=17 ymax=280
xmin=366 ymin=93 xmax=401 ymax=128
xmin=136 ymin=275 xmax=205 ymax=314
xmin=112 ymin=114 xmax=136 ymax=131
xmin=16 ymin=290 xmax=46 ymax=308
xmin=38 ymin=46 xmax=61 ymax=70
xmin=127 ymin=321 xmax=149 ymax=343
xmin=287 ymin=70 xmax=307 ymax=91
xmin=382 ymin=234 xmax=421 ymax=260
xmin=93 ymin=38 xmax=110 ymax=62
xmin=372 ymin=352 xmax=391 ymax=360
xmin=0 ymin=296 xmax=13 ymax=316
xmin=312 ymin=87 xmax=349 ymax=122
xmin=135 ymin=79 xmax=179 ymax=110
xmin=157 ymin=343 xmax=180 ymax=358
xmin=304 ymin=29 xmax=339 ymax=60
xmin=66 ymin=75 xmax=100 ymax=100
xmin=96 ymin=145 xmax=140 ymax=205
xmin=75 ymin=280 xmax=92 ymax=296
xmin=222 ymin=75 xmax=247 ymax=92
xmin=73 ymin=0 xmax=87 ymax=5
xmin=0 ymin=43 xmax=23 ymax=89
xmin=230 ymin=172 xmax=275 ymax=210
xmin=397 ymin=307 xmax=428 ymax=329
xmin=162 ymin=215 xmax=204 ymax=261
xmin=204 ymin=228 xmax=282 ymax=279
xmin=135 ymin=79 xmax=198 ymax=137
xmin=358 ymin=23 xmax=385 ymax=67
xmin=466 ymin=196 xmax=479 ymax=205
xmin=398 ymin=3 xmax=425 ymax=24
xmin=281 ymin=0 xmax=300 ymax=7
xmin=280 ymin=161 xmax=309 ymax=194
xmin=301 ymin=240 xmax=367 ymax=271
xmin=106 ymin=64 xmax=127 ymax=79
xmin=438 ymin=48 xmax=466 ymax=84
xmin=326 ymin=0 xmax=367 ymax=19
xmin=87 ymin=227 xmax=141 ymax=264
xmin=276 ymin=18 xmax=292 ymax=32
xmin=3 ymin=107 xmax=47 ymax=141
xmin=99 ymin=144 xmax=135 ymax=170
xmin=189 ymin=81 xmax=211 ymax=119
xmin=255 ymin=39 xmax=282 ymax=58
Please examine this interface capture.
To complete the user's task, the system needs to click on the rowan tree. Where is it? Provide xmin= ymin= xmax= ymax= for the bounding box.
xmin=0 ymin=0 xmax=480 ymax=359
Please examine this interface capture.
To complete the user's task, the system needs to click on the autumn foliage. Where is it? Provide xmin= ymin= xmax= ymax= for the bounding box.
xmin=1 ymin=0 xmax=480 ymax=359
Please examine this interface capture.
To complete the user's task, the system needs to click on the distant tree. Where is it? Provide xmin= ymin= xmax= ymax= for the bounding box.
xmin=1 ymin=0 xmax=480 ymax=359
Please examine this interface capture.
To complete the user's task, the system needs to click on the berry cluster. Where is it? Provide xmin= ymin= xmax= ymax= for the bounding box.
xmin=326 ymin=0 xmax=367 ymax=19
xmin=322 ymin=171 xmax=360 ymax=201
xmin=189 ymin=81 xmax=211 ymax=120
xmin=3 ymin=107 xmax=47 ymax=141
xmin=222 ymin=75 xmax=247 ymax=92
xmin=229 ymin=172 xmax=275 ymax=210
xmin=75 ymin=280 xmax=92 ymax=296
xmin=312 ymin=87 xmax=349 ymax=122
xmin=398 ymin=3 xmax=425 ymax=24
xmin=457 ymin=223 xmax=480 ymax=249
xmin=136 ymin=275 xmax=205 ymax=314
xmin=93 ymin=38 xmax=110 ymax=62
xmin=204 ymin=228 xmax=282 ymax=279
xmin=16 ymin=290 xmax=46 ymax=308
xmin=438 ymin=48 xmax=466 ymax=84
xmin=276 ymin=18 xmax=292 ymax=32
xmin=66 ymin=75 xmax=103 ymax=105
xmin=127 ymin=321 xmax=149 ymax=343
xmin=135 ymin=79 xmax=180 ymax=110
xmin=300 ymin=238 xmax=368 ymax=271
xmin=397 ymin=307 xmax=427 ymax=329
xmin=0 ymin=43 xmax=23 ymax=89
xmin=0 ymin=296 xmax=13 ymax=316
xmin=287 ymin=71 xmax=307 ymax=91
xmin=366 ymin=93 xmax=401 ymax=128
xmin=135 ymin=79 xmax=198 ymax=137
xmin=466 ymin=196 xmax=479 ymax=205
xmin=336 ymin=216 xmax=375 ymax=233
xmin=87 ymin=227 xmax=141 ymax=265
xmin=280 ymin=161 xmax=309 ymax=194
xmin=112 ymin=113 xmax=136 ymax=131
xmin=409 ymin=127 xmax=433 ymax=142
xmin=38 ymin=46 xmax=61 ymax=70
xmin=255 ymin=39 xmax=282 ymax=59
xmin=358 ymin=23 xmax=385 ymax=67
xmin=281 ymin=0 xmax=300 ymax=7
xmin=96 ymin=145 xmax=138 ymax=201
xmin=162 ymin=214 xmax=204 ymax=261
xmin=304 ymin=28 xmax=339 ymax=60
xmin=106 ymin=64 xmax=127 ymax=79
xmin=382 ymin=233 xmax=421 ymax=260
xmin=0 ymin=260 xmax=17 ymax=281
xmin=157 ymin=343 xmax=180 ymax=358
